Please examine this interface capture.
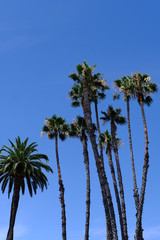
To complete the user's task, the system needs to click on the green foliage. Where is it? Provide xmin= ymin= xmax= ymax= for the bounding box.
xmin=131 ymin=73 xmax=158 ymax=105
xmin=113 ymin=94 xmax=120 ymax=101
xmin=100 ymin=130 xmax=123 ymax=150
xmin=114 ymin=76 xmax=135 ymax=101
xmin=41 ymin=115 xmax=69 ymax=141
xmin=114 ymin=73 xmax=158 ymax=105
xmin=69 ymin=116 xmax=97 ymax=142
xmin=69 ymin=61 xmax=109 ymax=107
xmin=0 ymin=137 xmax=53 ymax=198
xmin=101 ymin=105 xmax=126 ymax=126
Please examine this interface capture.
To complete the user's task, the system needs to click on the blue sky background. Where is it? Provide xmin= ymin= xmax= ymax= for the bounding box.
xmin=0 ymin=1 xmax=160 ymax=239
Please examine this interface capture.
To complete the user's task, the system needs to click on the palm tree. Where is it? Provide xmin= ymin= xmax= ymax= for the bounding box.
xmin=89 ymin=68 xmax=109 ymax=159
xmin=114 ymin=76 xmax=140 ymax=213
xmin=70 ymin=62 xmax=118 ymax=240
xmin=101 ymin=106 xmax=128 ymax=240
xmin=69 ymin=116 xmax=93 ymax=240
xmin=100 ymin=130 xmax=124 ymax=239
xmin=41 ymin=115 xmax=69 ymax=240
xmin=69 ymin=61 xmax=109 ymax=159
xmin=132 ymin=73 xmax=158 ymax=240
xmin=0 ymin=137 xmax=53 ymax=240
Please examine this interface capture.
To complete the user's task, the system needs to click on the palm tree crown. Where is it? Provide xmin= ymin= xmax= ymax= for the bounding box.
xmin=0 ymin=136 xmax=53 ymax=198
xmin=132 ymin=73 xmax=158 ymax=105
xmin=69 ymin=61 xmax=109 ymax=106
xmin=100 ymin=130 xmax=122 ymax=151
xmin=69 ymin=116 xmax=96 ymax=141
xmin=114 ymin=75 xmax=135 ymax=101
xmin=41 ymin=114 xmax=69 ymax=141
xmin=101 ymin=105 xmax=126 ymax=127
xmin=0 ymin=137 xmax=53 ymax=240
xmin=69 ymin=116 xmax=87 ymax=139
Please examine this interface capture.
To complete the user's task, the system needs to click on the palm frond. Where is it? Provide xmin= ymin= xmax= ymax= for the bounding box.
xmin=0 ymin=137 xmax=52 ymax=198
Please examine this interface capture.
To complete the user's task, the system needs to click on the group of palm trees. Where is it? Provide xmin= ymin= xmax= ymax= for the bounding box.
xmin=0 ymin=61 xmax=157 ymax=240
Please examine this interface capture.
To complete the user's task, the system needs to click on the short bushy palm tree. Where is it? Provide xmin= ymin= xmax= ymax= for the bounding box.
xmin=69 ymin=116 xmax=93 ymax=240
xmin=101 ymin=106 xmax=128 ymax=240
xmin=0 ymin=137 xmax=52 ymax=240
xmin=41 ymin=115 xmax=69 ymax=240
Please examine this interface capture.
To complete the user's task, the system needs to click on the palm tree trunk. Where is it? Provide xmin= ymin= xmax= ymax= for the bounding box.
xmin=82 ymin=133 xmax=91 ymax=240
xmin=95 ymin=101 xmax=103 ymax=159
xmin=6 ymin=178 xmax=21 ymax=240
xmin=111 ymin=122 xmax=128 ymax=240
xmin=82 ymin=78 xmax=118 ymax=240
xmin=55 ymin=133 xmax=67 ymax=240
xmin=135 ymin=75 xmax=149 ymax=240
xmin=127 ymin=98 xmax=139 ymax=210
xmin=127 ymin=98 xmax=144 ymax=240
xmin=107 ymin=144 xmax=125 ymax=240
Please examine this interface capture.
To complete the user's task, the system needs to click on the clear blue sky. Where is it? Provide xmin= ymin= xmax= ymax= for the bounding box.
xmin=0 ymin=1 xmax=159 ymax=239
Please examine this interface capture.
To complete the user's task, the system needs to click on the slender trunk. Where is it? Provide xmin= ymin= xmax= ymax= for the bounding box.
xmin=55 ymin=133 xmax=67 ymax=240
xmin=127 ymin=98 xmax=144 ymax=240
xmin=111 ymin=122 xmax=128 ymax=240
xmin=95 ymin=101 xmax=103 ymax=159
xmin=127 ymin=98 xmax=139 ymax=210
xmin=82 ymin=133 xmax=90 ymax=240
xmin=6 ymin=178 xmax=21 ymax=240
xmin=135 ymin=74 xmax=149 ymax=240
xmin=82 ymin=78 xmax=118 ymax=240
xmin=107 ymin=144 xmax=125 ymax=240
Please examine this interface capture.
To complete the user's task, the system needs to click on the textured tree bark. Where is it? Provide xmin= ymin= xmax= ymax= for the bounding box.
xmin=107 ymin=144 xmax=125 ymax=239
xmin=127 ymin=98 xmax=144 ymax=240
xmin=111 ymin=122 xmax=128 ymax=240
xmin=82 ymin=77 xmax=118 ymax=240
xmin=94 ymin=101 xmax=103 ymax=159
xmin=135 ymin=74 xmax=149 ymax=240
xmin=127 ymin=98 xmax=139 ymax=210
xmin=55 ymin=133 xmax=67 ymax=240
xmin=82 ymin=133 xmax=91 ymax=240
xmin=6 ymin=178 xmax=20 ymax=240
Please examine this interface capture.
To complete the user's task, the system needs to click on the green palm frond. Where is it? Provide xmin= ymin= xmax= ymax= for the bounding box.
xmin=113 ymin=94 xmax=120 ymax=101
xmin=100 ymin=130 xmax=112 ymax=149
xmin=42 ymin=115 xmax=69 ymax=142
xmin=100 ymin=130 xmax=123 ymax=150
xmin=131 ymin=72 xmax=158 ymax=105
xmin=69 ymin=72 xmax=80 ymax=82
xmin=69 ymin=115 xmax=96 ymax=142
xmin=114 ymin=75 xmax=136 ymax=101
xmin=0 ymin=137 xmax=53 ymax=198
xmin=69 ymin=83 xmax=83 ymax=108
xmin=101 ymin=105 xmax=126 ymax=126
xmin=69 ymin=61 xmax=109 ymax=107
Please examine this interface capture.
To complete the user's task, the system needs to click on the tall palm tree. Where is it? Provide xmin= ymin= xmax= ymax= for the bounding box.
xmin=0 ymin=137 xmax=52 ymax=240
xmin=101 ymin=106 xmax=128 ymax=240
xmin=70 ymin=62 xmax=118 ymax=240
xmin=89 ymin=68 xmax=109 ymax=159
xmin=132 ymin=73 xmax=158 ymax=240
xmin=69 ymin=61 xmax=109 ymax=159
xmin=69 ymin=116 xmax=93 ymax=240
xmin=100 ymin=130 xmax=124 ymax=239
xmin=41 ymin=115 xmax=69 ymax=240
xmin=114 ymin=76 xmax=140 ymax=213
